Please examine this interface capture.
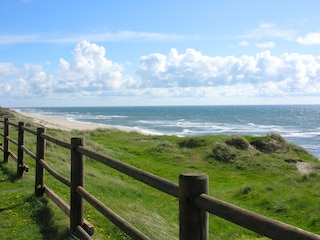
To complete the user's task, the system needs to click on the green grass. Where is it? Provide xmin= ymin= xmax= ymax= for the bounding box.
xmin=1 ymin=108 xmax=320 ymax=239
xmin=0 ymin=161 xmax=71 ymax=240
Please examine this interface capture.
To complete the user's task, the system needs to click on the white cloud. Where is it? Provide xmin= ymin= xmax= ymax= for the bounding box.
xmin=55 ymin=40 xmax=137 ymax=92
xmin=238 ymin=40 xmax=249 ymax=46
xmin=47 ymin=31 xmax=192 ymax=44
xmin=0 ymin=34 xmax=39 ymax=44
xmin=0 ymin=31 xmax=191 ymax=45
xmin=259 ymin=23 xmax=274 ymax=29
xmin=255 ymin=41 xmax=275 ymax=48
xmin=1 ymin=42 xmax=320 ymax=105
xmin=0 ymin=63 xmax=19 ymax=77
xmin=137 ymin=48 xmax=320 ymax=97
xmin=5 ymin=64 xmax=53 ymax=97
xmin=297 ymin=32 xmax=320 ymax=45
xmin=137 ymin=48 xmax=242 ymax=87
xmin=0 ymin=41 xmax=137 ymax=98
xmin=241 ymin=22 xmax=296 ymax=40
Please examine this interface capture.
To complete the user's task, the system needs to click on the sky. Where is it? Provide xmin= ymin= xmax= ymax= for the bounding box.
xmin=1 ymin=0 xmax=320 ymax=107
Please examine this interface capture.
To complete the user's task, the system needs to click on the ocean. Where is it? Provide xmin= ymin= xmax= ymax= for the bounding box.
xmin=15 ymin=105 xmax=320 ymax=159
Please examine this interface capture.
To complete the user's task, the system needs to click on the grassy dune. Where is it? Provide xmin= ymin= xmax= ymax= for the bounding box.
xmin=0 ymin=107 xmax=320 ymax=239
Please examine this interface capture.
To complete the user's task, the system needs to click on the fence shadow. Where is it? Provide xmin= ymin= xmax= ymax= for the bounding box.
xmin=0 ymin=162 xmax=71 ymax=240
xmin=0 ymin=162 xmax=19 ymax=182
xmin=28 ymin=196 xmax=71 ymax=240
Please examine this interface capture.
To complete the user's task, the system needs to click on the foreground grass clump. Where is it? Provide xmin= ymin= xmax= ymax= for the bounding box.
xmin=1 ymin=110 xmax=320 ymax=239
xmin=0 ymin=161 xmax=71 ymax=240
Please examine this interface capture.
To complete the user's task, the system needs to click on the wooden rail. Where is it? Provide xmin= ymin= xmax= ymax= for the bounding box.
xmin=195 ymin=193 xmax=320 ymax=240
xmin=1 ymin=117 xmax=320 ymax=240
xmin=77 ymin=145 xmax=179 ymax=197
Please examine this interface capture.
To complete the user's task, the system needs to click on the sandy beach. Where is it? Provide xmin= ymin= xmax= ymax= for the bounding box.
xmin=19 ymin=112 xmax=126 ymax=131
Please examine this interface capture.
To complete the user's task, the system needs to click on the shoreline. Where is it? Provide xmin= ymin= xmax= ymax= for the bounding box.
xmin=19 ymin=111 xmax=132 ymax=132
xmin=5 ymin=109 xmax=320 ymax=159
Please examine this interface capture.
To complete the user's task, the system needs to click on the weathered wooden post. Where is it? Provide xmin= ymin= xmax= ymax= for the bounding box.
xmin=70 ymin=137 xmax=84 ymax=234
xmin=35 ymin=127 xmax=45 ymax=197
xmin=3 ymin=118 xmax=9 ymax=163
xmin=17 ymin=121 xmax=25 ymax=178
xmin=179 ymin=172 xmax=208 ymax=240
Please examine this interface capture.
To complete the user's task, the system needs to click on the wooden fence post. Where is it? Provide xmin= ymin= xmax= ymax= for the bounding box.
xmin=17 ymin=122 xmax=25 ymax=178
xmin=35 ymin=127 xmax=45 ymax=197
xmin=3 ymin=118 xmax=9 ymax=163
xmin=70 ymin=137 xmax=84 ymax=234
xmin=179 ymin=172 xmax=208 ymax=240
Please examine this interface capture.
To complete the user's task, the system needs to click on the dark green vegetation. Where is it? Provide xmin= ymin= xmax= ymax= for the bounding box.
xmin=1 ymin=108 xmax=320 ymax=239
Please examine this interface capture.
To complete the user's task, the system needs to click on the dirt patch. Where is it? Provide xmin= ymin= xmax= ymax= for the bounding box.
xmin=296 ymin=162 xmax=315 ymax=175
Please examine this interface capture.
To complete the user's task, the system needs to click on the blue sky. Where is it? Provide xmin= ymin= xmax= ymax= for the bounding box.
xmin=1 ymin=0 xmax=320 ymax=107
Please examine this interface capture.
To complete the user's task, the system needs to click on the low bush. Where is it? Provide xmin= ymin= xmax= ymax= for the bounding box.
xmin=225 ymin=134 xmax=250 ymax=150
xmin=178 ymin=137 xmax=207 ymax=148
xmin=248 ymin=132 xmax=290 ymax=153
xmin=211 ymin=142 xmax=237 ymax=163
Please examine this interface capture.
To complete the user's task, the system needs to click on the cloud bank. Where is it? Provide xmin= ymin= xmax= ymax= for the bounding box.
xmin=1 ymin=40 xmax=320 ymax=105
xmin=137 ymin=48 xmax=320 ymax=94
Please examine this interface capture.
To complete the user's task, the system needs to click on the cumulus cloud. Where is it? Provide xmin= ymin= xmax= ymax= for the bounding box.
xmin=55 ymin=40 xmax=136 ymax=92
xmin=0 ymin=64 xmax=53 ymax=97
xmin=0 ymin=41 xmax=136 ymax=98
xmin=297 ymin=32 xmax=320 ymax=45
xmin=137 ymin=48 xmax=320 ymax=96
xmin=1 ymin=41 xmax=320 ymax=103
xmin=0 ymin=62 xmax=19 ymax=77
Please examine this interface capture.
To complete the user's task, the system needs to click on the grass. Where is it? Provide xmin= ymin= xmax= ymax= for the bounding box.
xmin=0 ymin=160 xmax=70 ymax=240
xmin=0 ymin=107 xmax=320 ymax=239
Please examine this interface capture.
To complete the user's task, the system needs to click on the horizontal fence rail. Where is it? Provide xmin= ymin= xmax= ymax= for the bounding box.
xmin=21 ymin=145 xmax=36 ymax=160
xmin=77 ymin=186 xmax=150 ymax=240
xmin=7 ymin=136 xmax=18 ymax=145
xmin=41 ymin=133 xmax=71 ymax=149
xmin=8 ymin=150 xmax=18 ymax=162
xmin=21 ymin=125 xmax=37 ymax=135
xmin=77 ymin=146 xmax=179 ymax=198
xmin=8 ymin=121 xmax=19 ymax=128
xmin=195 ymin=193 xmax=320 ymax=240
xmin=40 ymin=159 xmax=71 ymax=187
xmin=1 ymin=117 xmax=320 ymax=240
xmin=43 ymin=185 xmax=94 ymax=236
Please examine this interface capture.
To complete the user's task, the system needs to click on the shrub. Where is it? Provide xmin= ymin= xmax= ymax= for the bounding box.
xmin=249 ymin=132 xmax=289 ymax=153
xmin=150 ymin=142 xmax=178 ymax=153
xmin=240 ymin=185 xmax=252 ymax=194
xmin=212 ymin=142 xmax=236 ymax=163
xmin=0 ymin=107 xmax=16 ymax=118
xmin=225 ymin=135 xmax=250 ymax=150
xmin=178 ymin=138 xmax=207 ymax=148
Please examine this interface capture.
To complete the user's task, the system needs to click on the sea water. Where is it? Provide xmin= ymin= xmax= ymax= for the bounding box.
xmin=15 ymin=105 xmax=320 ymax=159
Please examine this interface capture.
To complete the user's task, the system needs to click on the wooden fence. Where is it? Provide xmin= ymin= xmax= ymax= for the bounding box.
xmin=1 ymin=117 xmax=320 ymax=240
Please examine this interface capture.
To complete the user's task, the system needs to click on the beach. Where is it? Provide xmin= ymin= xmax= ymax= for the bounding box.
xmin=19 ymin=112 xmax=125 ymax=131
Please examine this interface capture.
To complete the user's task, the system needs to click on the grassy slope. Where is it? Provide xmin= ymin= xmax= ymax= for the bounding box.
xmin=0 ymin=108 xmax=320 ymax=239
